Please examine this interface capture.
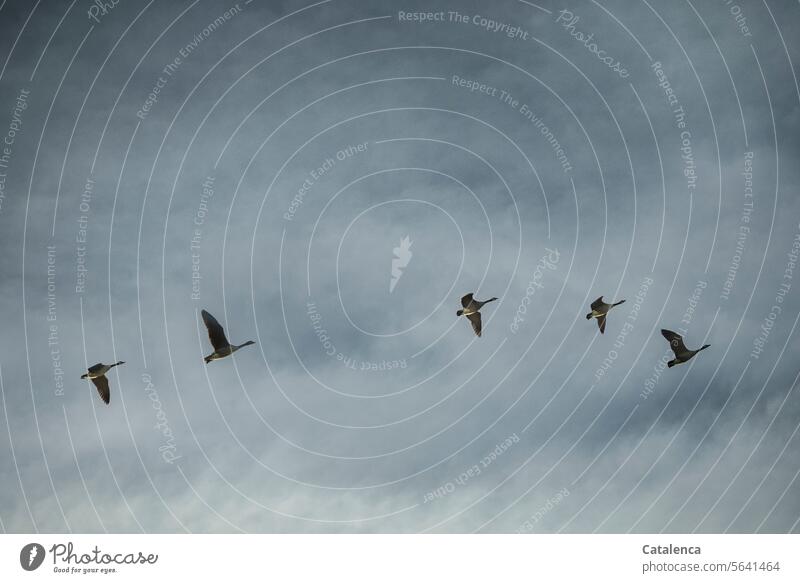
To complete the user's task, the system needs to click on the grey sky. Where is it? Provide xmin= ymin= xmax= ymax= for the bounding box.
xmin=0 ymin=0 xmax=798 ymax=533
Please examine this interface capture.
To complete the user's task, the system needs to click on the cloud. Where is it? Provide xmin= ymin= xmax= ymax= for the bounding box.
xmin=0 ymin=0 xmax=798 ymax=533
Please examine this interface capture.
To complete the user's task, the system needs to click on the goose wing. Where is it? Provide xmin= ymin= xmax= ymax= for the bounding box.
xmin=661 ymin=329 xmax=688 ymax=355
xmin=91 ymin=375 xmax=110 ymax=405
xmin=461 ymin=293 xmax=474 ymax=308
xmin=466 ymin=312 xmax=482 ymax=337
xmin=590 ymin=296 xmax=607 ymax=311
xmin=597 ymin=314 xmax=607 ymax=334
xmin=202 ymin=310 xmax=230 ymax=351
xmin=87 ymin=363 xmax=105 ymax=374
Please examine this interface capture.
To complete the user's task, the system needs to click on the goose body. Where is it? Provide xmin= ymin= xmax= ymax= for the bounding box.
xmin=202 ymin=309 xmax=255 ymax=363
xmin=661 ymin=329 xmax=710 ymax=367
xmin=80 ymin=361 xmax=124 ymax=404
xmin=586 ymin=296 xmax=625 ymax=334
xmin=457 ymin=293 xmax=498 ymax=337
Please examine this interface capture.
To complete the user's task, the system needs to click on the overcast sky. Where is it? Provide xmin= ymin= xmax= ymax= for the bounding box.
xmin=0 ymin=0 xmax=798 ymax=533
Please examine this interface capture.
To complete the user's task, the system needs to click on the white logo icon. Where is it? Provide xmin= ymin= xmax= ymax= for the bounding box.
xmin=20 ymin=543 xmax=45 ymax=571
xmin=390 ymin=236 xmax=413 ymax=293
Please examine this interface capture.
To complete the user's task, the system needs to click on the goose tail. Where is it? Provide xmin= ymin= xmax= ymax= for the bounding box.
xmin=456 ymin=309 xmax=464 ymax=317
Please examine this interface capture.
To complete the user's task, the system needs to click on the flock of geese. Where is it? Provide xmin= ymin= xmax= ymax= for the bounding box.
xmin=81 ymin=296 xmax=710 ymax=404
xmin=582 ymin=296 xmax=710 ymax=366
xmin=81 ymin=310 xmax=256 ymax=403
xmin=460 ymin=293 xmax=709 ymax=366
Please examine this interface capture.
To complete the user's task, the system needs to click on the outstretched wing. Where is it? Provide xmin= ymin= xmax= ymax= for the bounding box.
xmin=590 ymin=296 xmax=606 ymax=311
xmin=466 ymin=312 xmax=482 ymax=337
xmin=661 ymin=329 xmax=687 ymax=355
xmin=87 ymin=363 xmax=105 ymax=374
xmin=202 ymin=310 xmax=230 ymax=351
xmin=91 ymin=375 xmax=110 ymax=405
xmin=597 ymin=314 xmax=607 ymax=334
xmin=461 ymin=293 xmax=474 ymax=308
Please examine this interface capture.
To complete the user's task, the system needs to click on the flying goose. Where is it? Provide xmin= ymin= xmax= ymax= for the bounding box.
xmin=457 ymin=293 xmax=498 ymax=337
xmin=586 ymin=296 xmax=626 ymax=334
xmin=201 ymin=309 xmax=255 ymax=363
xmin=661 ymin=329 xmax=710 ymax=367
xmin=80 ymin=361 xmax=124 ymax=404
